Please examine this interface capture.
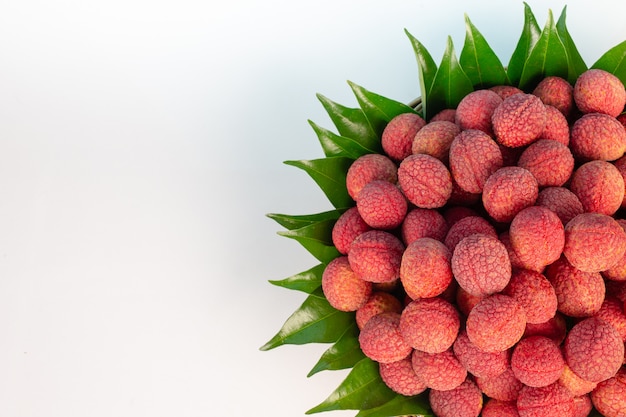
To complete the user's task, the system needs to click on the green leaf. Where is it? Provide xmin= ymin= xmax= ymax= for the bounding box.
xmin=427 ymin=36 xmax=474 ymax=118
xmin=555 ymin=5 xmax=588 ymax=84
xmin=355 ymin=394 xmax=433 ymax=417
xmin=268 ymin=264 xmax=325 ymax=294
xmin=277 ymin=218 xmax=341 ymax=264
xmin=308 ymin=323 xmax=365 ymax=376
xmin=592 ymin=39 xmax=626 ymax=86
xmin=267 ymin=209 xmax=345 ymax=231
xmin=316 ymin=94 xmax=381 ymax=152
xmin=348 ymin=81 xmax=417 ymax=137
xmin=284 ymin=157 xmax=354 ymax=209
xmin=405 ymin=29 xmax=438 ymax=118
xmin=459 ymin=14 xmax=509 ymax=88
xmin=309 ymin=120 xmax=377 ymax=158
xmin=518 ymin=9 xmax=569 ymax=91
xmin=507 ymin=2 xmax=541 ymax=86
xmin=306 ymin=358 xmax=396 ymax=414
xmin=260 ymin=294 xmax=355 ymax=351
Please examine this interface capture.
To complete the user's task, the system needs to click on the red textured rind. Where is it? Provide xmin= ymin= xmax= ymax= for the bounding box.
xmin=510 ymin=336 xmax=565 ymax=387
xmin=400 ymin=237 xmax=453 ymax=299
xmin=455 ymin=89 xmax=503 ymax=135
xmin=563 ymin=212 xmax=626 ymax=273
xmin=412 ymin=120 xmax=461 ymax=161
xmin=381 ymin=112 xmax=426 ymax=161
xmin=482 ymin=166 xmax=539 ymax=223
xmin=516 ymin=383 xmax=575 ymax=417
xmin=466 ymin=294 xmax=526 ymax=352
xmin=503 ymin=269 xmax=557 ymax=324
xmin=356 ymin=180 xmax=408 ymax=230
xmin=348 ymin=230 xmax=405 ymax=283
xmin=492 ymin=93 xmax=547 ymax=148
xmin=331 ymin=207 xmax=372 ymax=255
xmin=346 ymin=153 xmax=397 ymax=200
xmin=428 ymin=378 xmax=483 ymax=417
xmin=574 ymin=68 xmax=626 ymax=117
xmin=399 ymin=297 xmax=460 ymax=353
xmin=449 ymin=129 xmax=503 ymax=193
xmin=516 ymin=139 xmax=574 ymax=187
xmin=532 ymin=76 xmax=574 ymax=117
xmin=411 ymin=348 xmax=467 ymax=391
xmin=569 ymin=112 xmax=626 ymax=161
xmin=355 ymin=292 xmax=403 ymax=330
xmin=398 ymin=153 xmax=453 ymax=208
xmin=509 ymin=206 xmax=565 ymax=272
xmin=481 ymin=399 xmax=522 ymax=417
xmin=378 ymin=356 xmax=427 ymax=396
xmin=590 ymin=367 xmax=626 ymax=417
xmin=476 ymin=367 xmax=524 ymax=402
xmin=535 ymin=187 xmax=584 ymax=225
xmin=564 ymin=317 xmax=624 ymax=383
xmin=321 ymin=256 xmax=372 ymax=312
xmin=453 ymin=329 xmax=509 ymax=378
xmin=400 ymin=208 xmax=448 ymax=245
xmin=451 ymin=234 xmax=512 ymax=297
xmin=569 ymin=160 xmax=625 ymax=216
xmin=358 ymin=312 xmax=412 ymax=363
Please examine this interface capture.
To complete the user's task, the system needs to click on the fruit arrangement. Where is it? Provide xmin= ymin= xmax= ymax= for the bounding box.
xmin=261 ymin=4 xmax=626 ymax=417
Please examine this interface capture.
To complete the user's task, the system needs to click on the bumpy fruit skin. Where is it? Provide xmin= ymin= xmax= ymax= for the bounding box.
xmin=431 ymin=108 xmax=456 ymax=122
xmin=453 ymin=330 xmax=509 ymax=378
xmin=348 ymin=230 xmax=404 ymax=283
xmin=499 ymin=231 xmax=526 ymax=271
xmin=591 ymin=366 xmax=626 ymax=417
xmin=482 ymin=166 xmax=539 ymax=223
xmin=490 ymin=84 xmax=524 ymax=100
xmin=400 ymin=208 xmax=448 ymax=245
xmin=356 ymin=180 xmax=408 ymax=229
xmin=346 ymin=153 xmax=397 ymax=200
xmin=545 ymin=255 xmax=605 ymax=318
xmin=510 ymin=336 xmax=565 ymax=387
xmin=574 ymin=68 xmax=626 ymax=117
xmin=492 ymin=93 xmax=547 ymax=148
xmin=569 ymin=160 xmax=625 ymax=216
xmin=466 ymin=294 xmax=526 ymax=352
xmin=444 ymin=215 xmax=496 ymax=252
xmin=540 ymin=105 xmax=570 ymax=146
xmin=564 ymin=317 xmax=625 ymax=383
xmin=455 ymin=89 xmax=503 ymax=135
xmin=412 ymin=120 xmax=461 ymax=161
xmin=614 ymin=155 xmax=626 ymax=209
xmin=451 ymin=234 xmax=512 ymax=297
xmin=509 ymin=206 xmax=565 ymax=272
xmin=381 ymin=112 xmax=426 ymax=161
xmin=400 ymin=238 xmax=453 ymax=299
xmin=331 ymin=207 xmax=372 ymax=255
xmin=456 ymin=286 xmax=485 ymax=317
xmin=429 ymin=378 xmax=483 ymax=417
xmin=399 ymin=297 xmax=460 ymax=353
xmin=516 ymin=139 xmax=574 ymax=187
xmin=563 ymin=213 xmax=626 ymax=273
xmin=594 ymin=297 xmax=626 ymax=341
xmin=572 ymin=395 xmax=593 ymax=417
xmin=535 ymin=187 xmax=584 ymax=225
xmin=502 ymin=269 xmax=557 ymax=324
xmin=516 ymin=383 xmax=575 ymax=417
xmin=532 ymin=75 xmax=574 ymax=117
xmin=355 ymin=292 xmax=403 ymax=330
xmin=481 ymin=399 xmax=520 ymax=417
xmin=322 ymin=256 xmax=372 ymax=312
xmin=569 ymin=112 xmax=626 ymax=161
xmin=523 ymin=312 xmax=567 ymax=345
xmin=411 ymin=348 xmax=467 ymax=391
xmin=398 ymin=153 xmax=452 ymax=208
xmin=449 ymin=129 xmax=503 ymax=193
xmin=559 ymin=364 xmax=598 ymax=397
xmin=358 ymin=312 xmax=412 ymax=363
xmin=378 ymin=356 xmax=427 ymax=396
xmin=476 ymin=367 xmax=524 ymax=402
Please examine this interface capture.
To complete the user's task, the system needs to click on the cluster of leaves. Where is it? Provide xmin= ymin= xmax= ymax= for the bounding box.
xmin=261 ymin=3 xmax=626 ymax=416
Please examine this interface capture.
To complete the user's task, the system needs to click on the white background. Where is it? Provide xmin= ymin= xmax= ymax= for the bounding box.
xmin=0 ymin=1 xmax=624 ymax=416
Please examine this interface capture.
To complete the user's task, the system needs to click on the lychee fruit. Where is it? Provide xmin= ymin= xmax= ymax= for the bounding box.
xmin=444 ymin=215 xmax=497 ymax=252
xmin=346 ymin=153 xmax=397 ymax=200
xmin=429 ymin=378 xmax=483 ymax=417
xmin=451 ymin=233 xmax=512 ymax=298
xmin=590 ymin=366 xmax=626 ymax=417
xmin=399 ymin=297 xmax=460 ymax=353
xmin=535 ymin=187 xmax=584 ymax=225
xmin=481 ymin=399 xmax=520 ymax=417
xmin=411 ymin=120 xmax=460 ymax=161
xmin=569 ymin=112 xmax=626 ymax=161
xmin=397 ymin=153 xmax=453 ymax=208
xmin=563 ymin=212 xmax=626 ymax=273
xmin=564 ymin=317 xmax=624 ymax=383
xmin=331 ymin=207 xmax=372 ymax=255
xmin=411 ymin=348 xmax=467 ymax=391
xmin=448 ymin=129 xmax=503 ymax=193
xmin=453 ymin=329 xmax=509 ymax=378
xmin=476 ymin=367 xmax=524 ymax=402
xmin=355 ymin=291 xmax=403 ymax=330
xmin=400 ymin=207 xmax=448 ymax=245
xmin=381 ymin=112 xmax=426 ymax=161
xmin=358 ymin=312 xmax=412 ymax=363
xmin=569 ymin=160 xmax=625 ymax=216
xmin=574 ymin=68 xmax=626 ymax=117
xmin=492 ymin=93 xmax=547 ymax=148
xmin=321 ymin=256 xmax=372 ymax=312
xmin=482 ymin=166 xmax=539 ymax=223
xmin=502 ymin=269 xmax=557 ymax=324
xmin=532 ymin=75 xmax=574 ymax=117
xmin=516 ymin=383 xmax=575 ymax=417
xmin=510 ymin=336 xmax=565 ymax=387
xmin=348 ymin=230 xmax=404 ymax=283
xmin=466 ymin=294 xmax=526 ymax=352
xmin=516 ymin=139 xmax=574 ymax=187
xmin=454 ymin=89 xmax=503 ymax=135
xmin=356 ymin=180 xmax=408 ymax=230
xmin=400 ymin=237 xmax=453 ymax=299
xmin=378 ymin=356 xmax=427 ymax=396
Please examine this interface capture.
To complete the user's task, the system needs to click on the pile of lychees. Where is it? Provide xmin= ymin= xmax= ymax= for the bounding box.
xmin=322 ymin=69 xmax=626 ymax=417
